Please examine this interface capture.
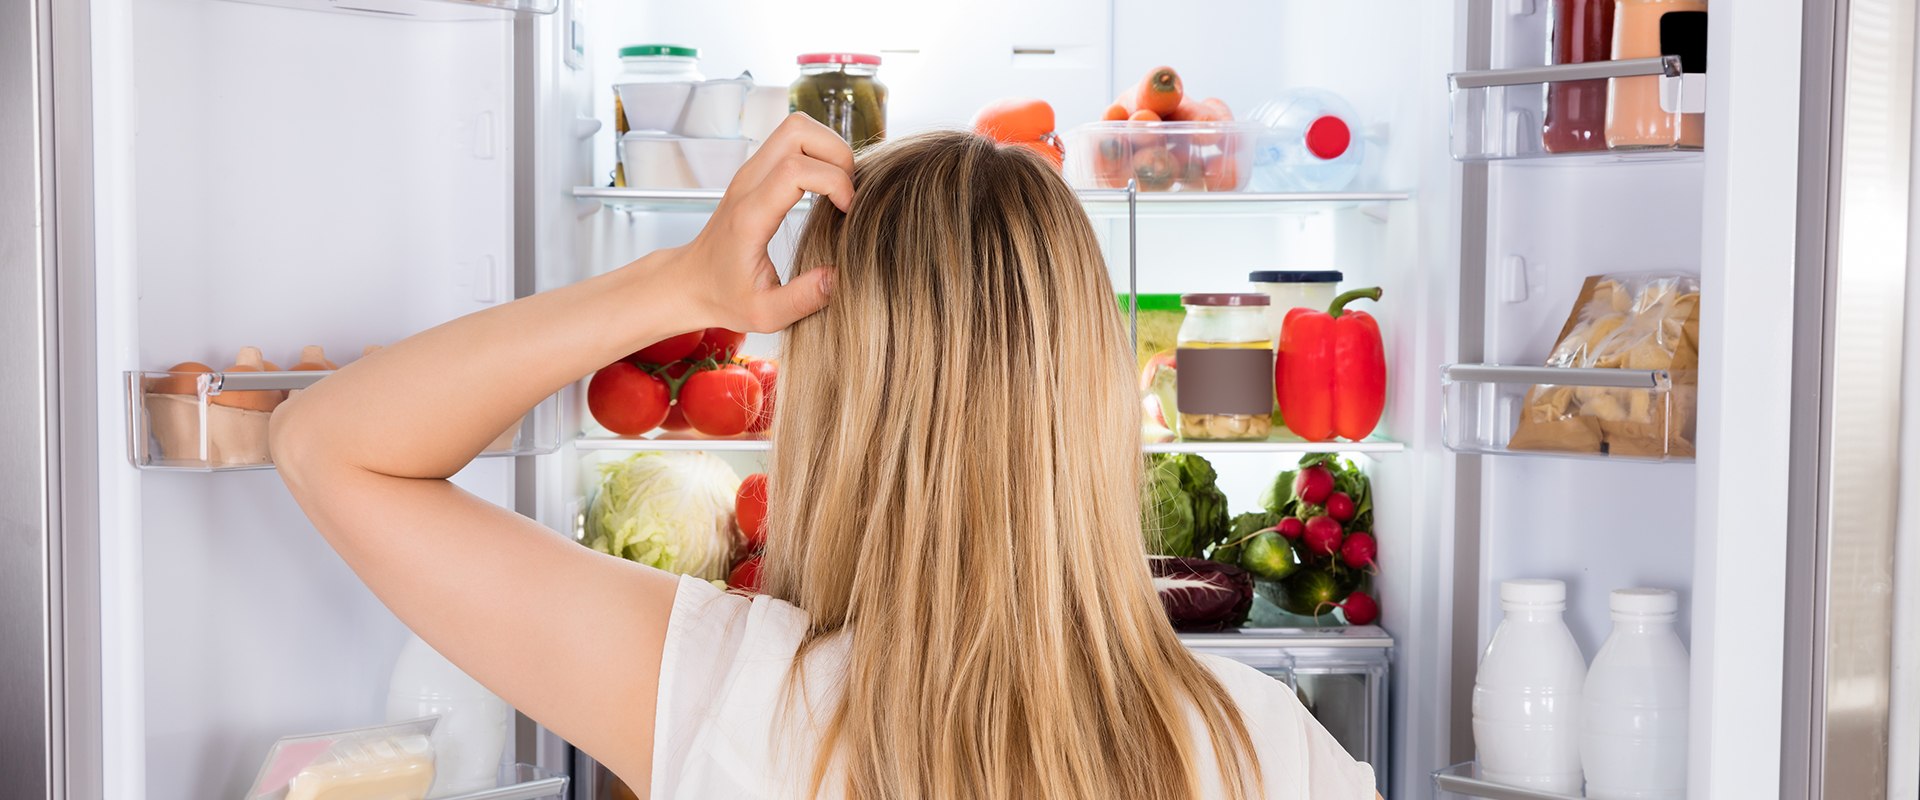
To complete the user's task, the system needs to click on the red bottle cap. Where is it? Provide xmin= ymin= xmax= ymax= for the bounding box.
xmin=1305 ymin=116 xmax=1351 ymax=160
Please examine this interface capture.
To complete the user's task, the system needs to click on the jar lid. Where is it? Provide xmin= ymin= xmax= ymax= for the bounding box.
xmin=1610 ymin=588 xmax=1679 ymax=617
xmin=798 ymin=52 xmax=881 ymax=66
xmin=1499 ymin=579 xmax=1566 ymax=608
xmin=620 ymin=44 xmax=699 ymax=59
xmin=1181 ymin=293 xmax=1269 ymax=307
xmin=1249 ymin=270 xmax=1343 ymax=284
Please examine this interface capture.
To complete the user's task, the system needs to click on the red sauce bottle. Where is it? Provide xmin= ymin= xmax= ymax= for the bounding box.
xmin=1543 ymin=0 xmax=1616 ymax=153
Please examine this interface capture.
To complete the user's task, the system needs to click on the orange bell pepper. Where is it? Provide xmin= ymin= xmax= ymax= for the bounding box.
xmin=1275 ymin=288 xmax=1386 ymax=442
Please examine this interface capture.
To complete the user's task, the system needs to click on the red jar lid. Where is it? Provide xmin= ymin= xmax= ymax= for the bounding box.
xmin=797 ymin=53 xmax=881 ymax=65
xmin=1181 ymin=293 xmax=1269 ymax=307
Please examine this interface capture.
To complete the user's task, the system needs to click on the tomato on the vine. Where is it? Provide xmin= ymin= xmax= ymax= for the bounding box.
xmin=657 ymin=362 xmax=697 ymax=432
xmin=728 ymin=555 xmax=762 ymax=593
xmin=688 ymin=328 xmax=746 ymax=362
xmin=586 ymin=362 xmax=669 ymax=435
xmin=743 ymin=358 xmax=777 ymax=433
xmin=736 ymin=473 xmax=769 ymax=550
xmin=628 ymin=330 xmax=704 ymax=365
xmin=680 ymin=364 xmax=764 ymax=437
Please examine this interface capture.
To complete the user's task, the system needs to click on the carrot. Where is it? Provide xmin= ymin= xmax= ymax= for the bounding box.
xmin=1128 ymin=108 xmax=1161 ymax=122
xmin=1168 ymin=96 xmax=1232 ymax=124
xmin=1016 ymin=138 xmax=1064 ymax=170
xmin=1130 ymin=67 xmax=1183 ymax=116
xmin=971 ymin=97 xmax=1056 ymax=144
xmin=1103 ymin=102 xmax=1130 ymax=121
xmin=1131 ymin=146 xmax=1176 ymax=191
xmin=1091 ymin=135 xmax=1130 ymax=188
xmin=1202 ymin=140 xmax=1244 ymax=191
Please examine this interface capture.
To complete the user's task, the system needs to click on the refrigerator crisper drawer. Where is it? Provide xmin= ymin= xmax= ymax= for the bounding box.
xmin=125 ymin=370 xmax=561 ymax=471
xmin=1447 ymin=56 xmax=1699 ymax=162
xmin=1180 ymin=627 xmax=1391 ymax=780
xmin=1441 ymin=364 xmax=1694 ymax=462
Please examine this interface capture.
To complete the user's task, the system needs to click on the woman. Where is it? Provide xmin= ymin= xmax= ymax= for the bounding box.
xmin=272 ymin=115 xmax=1379 ymax=800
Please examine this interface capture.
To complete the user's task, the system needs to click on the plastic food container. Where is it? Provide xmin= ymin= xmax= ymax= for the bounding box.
xmin=679 ymin=78 xmax=751 ymax=139
xmin=790 ymin=53 xmax=886 ymax=149
xmin=1064 ymin=121 xmax=1262 ymax=192
xmin=1174 ymin=294 xmax=1274 ymax=441
xmin=612 ymin=45 xmax=704 ymax=186
xmin=1250 ymin=270 xmax=1341 ymax=339
xmin=620 ymin=133 xmax=750 ymax=190
xmin=1127 ymin=293 xmax=1186 ymax=371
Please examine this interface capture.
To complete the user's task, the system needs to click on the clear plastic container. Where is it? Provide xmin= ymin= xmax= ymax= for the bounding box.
xmin=1440 ymin=364 xmax=1691 ymax=461
xmin=1449 ymin=56 xmax=1690 ymax=161
xmin=1249 ymin=270 xmax=1342 ymax=340
xmin=1473 ymin=579 xmax=1588 ymax=795
xmin=1174 ymin=293 xmax=1273 ymax=441
xmin=612 ymin=44 xmax=704 ymax=186
xmin=789 ymin=53 xmax=886 ymax=149
xmin=1245 ymin=89 xmax=1366 ymax=192
xmin=1581 ymin=588 xmax=1689 ymax=800
xmin=1063 ymin=121 xmax=1263 ymax=192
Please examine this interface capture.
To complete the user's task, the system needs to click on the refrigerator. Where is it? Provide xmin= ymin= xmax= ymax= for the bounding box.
xmin=5 ymin=0 xmax=1916 ymax=798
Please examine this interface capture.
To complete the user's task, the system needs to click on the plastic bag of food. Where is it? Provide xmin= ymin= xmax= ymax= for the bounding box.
xmin=244 ymin=717 xmax=439 ymax=800
xmin=1508 ymin=273 xmax=1700 ymax=458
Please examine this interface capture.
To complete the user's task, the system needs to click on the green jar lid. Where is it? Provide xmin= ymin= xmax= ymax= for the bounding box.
xmin=619 ymin=44 xmax=699 ymax=59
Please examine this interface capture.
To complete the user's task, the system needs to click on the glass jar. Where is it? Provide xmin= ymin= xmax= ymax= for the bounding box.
xmin=612 ymin=44 xmax=704 ymax=186
xmin=1175 ymin=294 xmax=1274 ymax=441
xmin=790 ymin=53 xmax=887 ymax=149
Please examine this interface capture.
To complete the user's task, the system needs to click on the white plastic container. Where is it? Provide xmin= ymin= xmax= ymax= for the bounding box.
xmin=1581 ymin=588 xmax=1689 ymax=800
xmin=386 ymin=634 xmax=510 ymax=797
xmin=1249 ymin=270 xmax=1341 ymax=339
xmin=1247 ymin=88 xmax=1366 ymax=192
xmin=613 ymin=44 xmax=703 ymax=134
xmin=1472 ymin=579 xmax=1587 ymax=794
xmin=679 ymin=77 xmax=751 ymax=139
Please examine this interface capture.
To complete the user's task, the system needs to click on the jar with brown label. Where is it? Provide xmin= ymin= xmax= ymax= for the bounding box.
xmin=1175 ymin=294 xmax=1275 ymax=441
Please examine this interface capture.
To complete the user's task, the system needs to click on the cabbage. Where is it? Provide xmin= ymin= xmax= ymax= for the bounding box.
xmin=1143 ymin=453 xmax=1230 ymax=558
xmin=1149 ymin=556 xmax=1254 ymax=632
xmin=583 ymin=452 xmax=741 ymax=580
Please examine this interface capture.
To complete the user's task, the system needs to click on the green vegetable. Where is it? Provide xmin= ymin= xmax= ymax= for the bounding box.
xmin=583 ymin=452 xmax=742 ymax=580
xmin=1143 ymin=453 xmax=1230 ymax=558
xmin=1240 ymin=531 xmax=1298 ymax=581
xmin=1211 ymin=510 xmax=1279 ymax=565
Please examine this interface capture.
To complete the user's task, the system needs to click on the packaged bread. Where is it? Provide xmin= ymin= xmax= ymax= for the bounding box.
xmin=1508 ymin=273 xmax=1700 ymax=458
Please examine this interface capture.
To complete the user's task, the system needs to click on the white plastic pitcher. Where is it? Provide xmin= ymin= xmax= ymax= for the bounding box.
xmin=1472 ymin=579 xmax=1587 ymax=793
xmin=1581 ymin=588 xmax=1689 ymax=799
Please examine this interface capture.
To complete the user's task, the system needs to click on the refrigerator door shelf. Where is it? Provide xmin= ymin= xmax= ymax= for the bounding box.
xmin=437 ymin=763 xmax=569 ymax=800
xmin=215 ymin=0 xmax=557 ymax=21
xmin=571 ymin=185 xmax=1412 ymax=220
xmin=1448 ymin=56 xmax=1700 ymax=162
xmin=1441 ymin=364 xmax=1695 ymax=462
xmin=1432 ymin=761 xmax=1584 ymax=800
xmin=126 ymin=370 xmax=562 ymax=471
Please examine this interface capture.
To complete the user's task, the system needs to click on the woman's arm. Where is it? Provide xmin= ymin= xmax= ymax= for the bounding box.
xmin=270 ymin=114 xmax=853 ymax=793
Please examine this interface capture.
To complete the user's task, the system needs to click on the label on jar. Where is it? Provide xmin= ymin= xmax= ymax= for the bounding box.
xmin=1175 ymin=347 xmax=1274 ymax=415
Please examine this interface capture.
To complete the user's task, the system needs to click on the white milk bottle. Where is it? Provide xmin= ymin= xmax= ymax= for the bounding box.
xmin=1473 ymin=579 xmax=1587 ymax=793
xmin=1581 ymin=588 xmax=1689 ymax=799
xmin=387 ymin=633 xmax=510 ymax=796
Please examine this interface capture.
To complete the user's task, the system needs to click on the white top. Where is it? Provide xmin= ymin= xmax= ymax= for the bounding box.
xmin=650 ymin=576 xmax=1377 ymax=799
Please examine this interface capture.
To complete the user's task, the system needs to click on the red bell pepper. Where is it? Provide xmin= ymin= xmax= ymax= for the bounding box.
xmin=1276 ymin=288 xmax=1386 ymax=442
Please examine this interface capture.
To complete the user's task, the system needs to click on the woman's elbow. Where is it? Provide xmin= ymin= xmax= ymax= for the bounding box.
xmin=268 ymin=393 xmax=323 ymax=491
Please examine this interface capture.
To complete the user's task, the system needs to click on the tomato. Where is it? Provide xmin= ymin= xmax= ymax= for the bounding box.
xmin=688 ymin=328 xmax=746 ymax=362
xmin=727 ymin=555 xmax=762 ymax=593
xmin=586 ymin=362 xmax=669 ymax=435
xmin=628 ymin=330 xmax=703 ymax=365
xmin=657 ymin=362 xmax=696 ymax=432
xmin=679 ymin=364 xmax=764 ymax=436
xmin=659 ymin=403 xmax=692 ymax=432
xmin=743 ymin=358 xmax=778 ymax=433
xmin=736 ymin=473 xmax=769 ymax=550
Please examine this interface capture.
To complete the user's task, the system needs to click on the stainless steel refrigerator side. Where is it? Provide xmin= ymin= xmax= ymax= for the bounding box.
xmin=1781 ymin=0 xmax=1914 ymax=796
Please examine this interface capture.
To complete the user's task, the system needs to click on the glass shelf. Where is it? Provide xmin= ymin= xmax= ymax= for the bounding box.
xmin=575 ymin=432 xmax=770 ymax=452
xmin=1142 ymin=434 xmax=1403 ymax=455
xmin=1432 ymin=762 xmax=1583 ymax=800
xmin=217 ymin=0 xmax=555 ymax=20
xmin=571 ymin=186 xmax=1410 ymax=217
xmin=576 ymin=433 xmax=1402 ymax=455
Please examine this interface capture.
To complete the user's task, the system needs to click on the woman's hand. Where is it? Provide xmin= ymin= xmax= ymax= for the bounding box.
xmin=665 ymin=113 xmax=855 ymax=334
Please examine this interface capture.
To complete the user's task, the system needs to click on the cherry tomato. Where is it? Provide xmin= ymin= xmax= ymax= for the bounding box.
xmin=586 ymin=362 xmax=669 ymax=435
xmin=736 ymin=473 xmax=769 ymax=550
xmin=628 ymin=330 xmax=703 ymax=365
xmin=728 ymin=555 xmax=762 ymax=593
xmin=743 ymin=358 xmax=777 ymax=433
xmin=680 ymin=365 xmax=764 ymax=436
xmin=688 ymin=328 xmax=746 ymax=362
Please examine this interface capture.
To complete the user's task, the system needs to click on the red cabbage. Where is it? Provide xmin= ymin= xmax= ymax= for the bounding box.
xmin=1149 ymin=556 xmax=1253 ymax=632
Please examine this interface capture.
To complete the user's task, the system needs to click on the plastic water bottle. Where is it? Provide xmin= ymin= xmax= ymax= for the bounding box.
xmin=1473 ymin=579 xmax=1587 ymax=793
xmin=1581 ymin=589 xmax=1689 ymax=799
xmin=1246 ymin=88 xmax=1365 ymax=192
xmin=387 ymin=634 xmax=511 ymax=796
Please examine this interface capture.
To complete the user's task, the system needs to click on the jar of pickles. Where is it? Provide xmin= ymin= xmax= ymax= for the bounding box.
xmin=790 ymin=53 xmax=887 ymax=149
xmin=1175 ymin=294 xmax=1274 ymax=441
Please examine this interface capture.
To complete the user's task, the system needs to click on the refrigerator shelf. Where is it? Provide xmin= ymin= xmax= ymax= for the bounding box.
xmin=1142 ymin=435 xmax=1403 ymax=455
xmin=126 ymin=370 xmax=561 ymax=471
xmin=575 ymin=433 xmax=770 ymax=452
xmin=1441 ymin=364 xmax=1695 ymax=462
xmin=1432 ymin=762 xmax=1583 ymax=800
xmin=572 ymin=186 xmax=1411 ymax=217
xmin=441 ymin=763 xmax=569 ymax=800
xmin=1448 ymin=56 xmax=1702 ymax=162
xmin=576 ymin=433 xmax=1404 ymax=455
xmin=216 ymin=0 xmax=556 ymax=20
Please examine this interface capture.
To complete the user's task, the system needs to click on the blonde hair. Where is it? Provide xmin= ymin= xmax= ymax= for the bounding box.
xmin=764 ymin=131 xmax=1260 ymax=799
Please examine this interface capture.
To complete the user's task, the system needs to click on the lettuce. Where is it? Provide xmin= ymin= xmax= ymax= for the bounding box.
xmin=583 ymin=452 xmax=741 ymax=580
xmin=1143 ymin=453 xmax=1230 ymax=558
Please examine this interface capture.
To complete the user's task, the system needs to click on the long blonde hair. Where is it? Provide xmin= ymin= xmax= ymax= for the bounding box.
xmin=765 ymin=131 xmax=1259 ymax=799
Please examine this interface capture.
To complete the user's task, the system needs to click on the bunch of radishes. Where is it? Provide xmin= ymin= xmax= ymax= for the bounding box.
xmin=1220 ymin=454 xmax=1379 ymax=625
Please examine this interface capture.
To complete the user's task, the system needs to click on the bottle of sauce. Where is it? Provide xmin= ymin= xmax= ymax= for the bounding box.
xmin=1543 ymin=0 xmax=1616 ymax=153
xmin=1606 ymin=0 xmax=1707 ymax=150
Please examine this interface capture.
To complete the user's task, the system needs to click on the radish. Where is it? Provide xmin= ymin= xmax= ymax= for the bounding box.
xmin=1326 ymin=491 xmax=1355 ymax=522
xmin=1328 ymin=591 xmax=1379 ymax=625
xmin=1303 ymin=515 xmax=1343 ymax=556
xmin=1276 ymin=516 xmax=1306 ymax=540
xmin=1341 ymin=531 xmax=1377 ymax=569
xmin=1294 ymin=464 xmax=1335 ymax=506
